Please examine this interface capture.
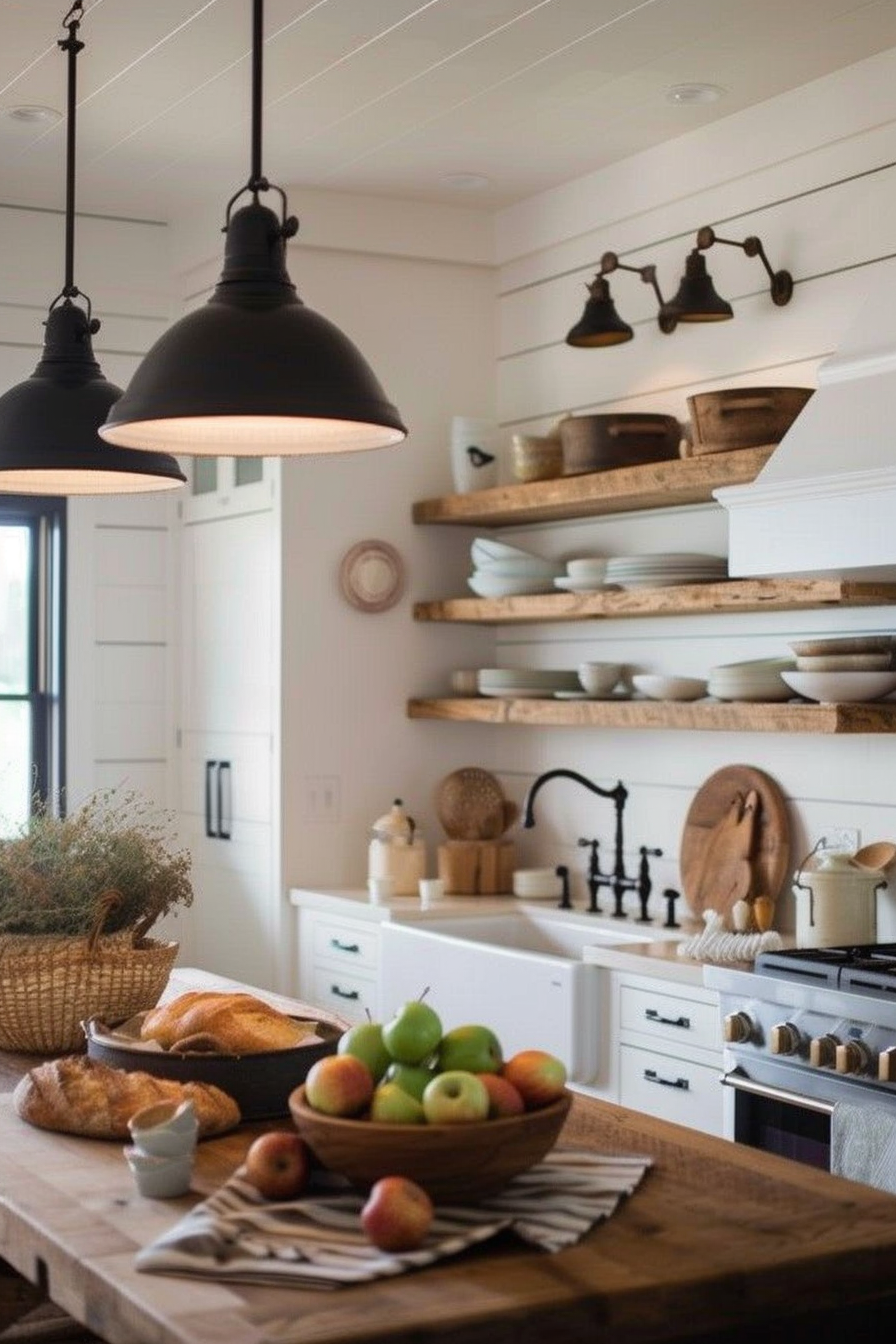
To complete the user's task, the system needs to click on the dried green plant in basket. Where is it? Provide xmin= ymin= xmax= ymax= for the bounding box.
xmin=0 ymin=790 xmax=193 ymax=1054
xmin=0 ymin=788 xmax=192 ymax=940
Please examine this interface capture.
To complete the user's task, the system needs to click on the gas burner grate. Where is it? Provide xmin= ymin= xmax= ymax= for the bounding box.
xmin=756 ymin=945 xmax=896 ymax=995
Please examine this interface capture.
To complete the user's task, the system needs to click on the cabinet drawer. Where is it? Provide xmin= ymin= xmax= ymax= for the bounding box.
xmin=311 ymin=916 xmax=380 ymax=972
xmin=619 ymin=1043 xmax=723 ymax=1136
xmin=307 ymin=965 xmax=378 ymax=1024
xmin=620 ymin=983 xmax=720 ymax=1051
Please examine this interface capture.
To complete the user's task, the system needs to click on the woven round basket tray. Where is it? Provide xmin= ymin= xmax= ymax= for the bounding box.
xmin=0 ymin=924 xmax=178 ymax=1054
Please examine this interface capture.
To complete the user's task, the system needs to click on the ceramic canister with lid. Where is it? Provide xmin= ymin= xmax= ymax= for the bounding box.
xmin=368 ymin=799 xmax=426 ymax=896
xmin=792 ymin=849 xmax=886 ymax=947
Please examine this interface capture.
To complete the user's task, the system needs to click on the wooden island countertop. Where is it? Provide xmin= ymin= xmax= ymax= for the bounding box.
xmin=2 ymin=969 xmax=896 ymax=1344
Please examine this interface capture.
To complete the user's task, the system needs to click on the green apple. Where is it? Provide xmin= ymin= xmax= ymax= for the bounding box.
xmin=382 ymin=999 xmax=443 ymax=1065
xmin=436 ymin=1023 xmax=503 ymax=1075
xmin=370 ymin=1082 xmax=426 ymax=1124
xmin=422 ymin=1070 xmax=490 ymax=1124
xmin=384 ymin=1061 xmax=437 ymax=1102
xmin=338 ymin=1021 xmax=391 ymax=1082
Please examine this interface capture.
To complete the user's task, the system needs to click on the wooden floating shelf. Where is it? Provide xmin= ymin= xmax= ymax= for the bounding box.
xmin=407 ymin=697 xmax=896 ymax=734
xmin=414 ymin=579 xmax=896 ymax=625
xmin=412 ymin=444 xmax=775 ymax=527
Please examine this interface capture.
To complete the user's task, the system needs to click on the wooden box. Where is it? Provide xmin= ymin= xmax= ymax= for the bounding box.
xmin=437 ymin=840 xmax=515 ymax=895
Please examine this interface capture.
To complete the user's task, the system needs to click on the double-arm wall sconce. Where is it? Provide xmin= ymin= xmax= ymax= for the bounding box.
xmin=566 ymin=227 xmax=794 ymax=348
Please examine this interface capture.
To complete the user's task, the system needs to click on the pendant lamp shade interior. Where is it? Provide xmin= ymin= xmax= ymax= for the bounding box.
xmin=100 ymin=0 xmax=406 ymax=458
xmin=0 ymin=3 xmax=185 ymax=496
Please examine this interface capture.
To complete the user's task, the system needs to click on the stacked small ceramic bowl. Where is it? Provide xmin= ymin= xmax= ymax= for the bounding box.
xmin=707 ymin=657 xmax=795 ymax=702
xmin=782 ymin=635 xmax=896 ymax=703
xmin=469 ymin=537 xmax=563 ymax=598
xmin=554 ymin=556 xmax=609 ymax=593
xmin=125 ymin=1099 xmax=198 ymax=1198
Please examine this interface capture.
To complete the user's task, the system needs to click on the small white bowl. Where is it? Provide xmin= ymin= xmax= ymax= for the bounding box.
xmin=632 ymin=674 xmax=708 ymax=702
xmin=566 ymin=557 xmax=608 ymax=581
xmin=781 ymin=670 xmax=896 ymax=703
xmin=513 ymin=869 xmax=563 ymax=899
xmin=577 ymin=662 xmax=622 ymax=697
xmin=124 ymin=1147 xmax=194 ymax=1199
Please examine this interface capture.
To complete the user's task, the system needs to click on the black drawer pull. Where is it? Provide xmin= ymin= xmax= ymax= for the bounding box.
xmin=330 ymin=938 xmax=361 ymax=954
xmin=644 ymin=1069 xmax=689 ymax=1091
xmin=330 ymin=985 xmax=360 ymax=1001
xmin=645 ymin=1008 xmax=691 ymax=1029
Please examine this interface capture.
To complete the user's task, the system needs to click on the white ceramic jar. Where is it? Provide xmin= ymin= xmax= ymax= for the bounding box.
xmin=793 ymin=850 xmax=885 ymax=947
xmin=368 ymin=799 xmax=426 ymax=897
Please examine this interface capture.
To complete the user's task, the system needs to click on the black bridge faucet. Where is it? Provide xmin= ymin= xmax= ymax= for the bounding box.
xmin=522 ymin=768 xmax=662 ymax=918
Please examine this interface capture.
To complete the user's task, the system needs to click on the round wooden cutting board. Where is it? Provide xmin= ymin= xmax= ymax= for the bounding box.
xmin=679 ymin=764 xmax=791 ymax=919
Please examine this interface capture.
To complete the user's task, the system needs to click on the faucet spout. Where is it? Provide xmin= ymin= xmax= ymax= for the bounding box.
xmin=522 ymin=768 xmax=627 ymax=828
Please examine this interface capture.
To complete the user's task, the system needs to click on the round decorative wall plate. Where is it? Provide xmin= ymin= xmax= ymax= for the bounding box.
xmin=338 ymin=540 xmax=405 ymax=613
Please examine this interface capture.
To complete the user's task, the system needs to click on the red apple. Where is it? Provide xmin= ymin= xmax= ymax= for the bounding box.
xmin=304 ymin=1054 xmax=374 ymax=1117
xmin=502 ymin=1050 xmax=567 ymax=1109
xmin=360 ymin=1175 xmax=434 ymax=1252
xmin=244 ymin=1131 xmax=310 ymax=1200
xmin=476 ymin=1071 xmax=525 ymax=1118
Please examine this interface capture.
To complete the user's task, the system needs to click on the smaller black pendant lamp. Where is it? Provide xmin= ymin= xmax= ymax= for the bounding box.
xmin=100 ymin=0 xmax=406 ymax=458
xmin=0 ymin=3 xmax=185 ymax=496
xmin=566 ymin=251 xmax=676 ymax=347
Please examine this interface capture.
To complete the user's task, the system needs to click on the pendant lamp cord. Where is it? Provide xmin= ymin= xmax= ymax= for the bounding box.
xmin=51 ymin=1 xmax=99 ymax=331
xmin=223 ymin=0 xmax=298 ymax=240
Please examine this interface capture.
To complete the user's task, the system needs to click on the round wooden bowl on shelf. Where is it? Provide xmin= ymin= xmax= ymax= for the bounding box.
xmin=288 ymin=1085 xmax=572 ymax=1203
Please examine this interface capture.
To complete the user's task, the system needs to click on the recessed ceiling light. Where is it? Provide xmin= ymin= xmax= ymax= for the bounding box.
xmin=666 ymin=84 xmax=725 ymax=106
xmin=441 ymin=172 xmax=491 ymax=192
xmin=2 ymin=104 xmax=63 ymax=127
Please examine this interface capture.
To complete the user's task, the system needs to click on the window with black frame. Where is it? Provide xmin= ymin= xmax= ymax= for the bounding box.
xmin=0 ymin=496 xmax=66 ymax=833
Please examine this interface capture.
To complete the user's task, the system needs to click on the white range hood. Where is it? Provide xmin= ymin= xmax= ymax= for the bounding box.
xmin=717 ymin=263 xmax=896 ymax=580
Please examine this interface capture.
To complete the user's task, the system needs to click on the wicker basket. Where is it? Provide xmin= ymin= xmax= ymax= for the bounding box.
xmin=0 ymin=894 xmax=178 ymax=1053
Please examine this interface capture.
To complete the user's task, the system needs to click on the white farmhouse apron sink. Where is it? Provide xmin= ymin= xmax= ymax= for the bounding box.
xmin=379 ymin=910 xmax=674 ymax=1088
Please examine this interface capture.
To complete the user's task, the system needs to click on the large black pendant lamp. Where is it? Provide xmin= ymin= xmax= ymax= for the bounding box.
xmin=100 ymin=0 xmax=406 ymax=458
xmin=0 ymin=3 xmax=185 ymax=495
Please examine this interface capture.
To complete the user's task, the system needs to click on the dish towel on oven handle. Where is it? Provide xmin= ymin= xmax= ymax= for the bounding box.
xmin=136 ymin=1147 xmax=652 ymax=1290
xmin=830 ymin=1100 xmax=896 ymax=1193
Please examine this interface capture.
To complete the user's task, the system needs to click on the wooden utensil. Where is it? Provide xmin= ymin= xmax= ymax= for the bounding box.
xmin=436 ymin=768 xmax=505 ymax=841
xmin=680 ymin=766 xmax=790 ymax=920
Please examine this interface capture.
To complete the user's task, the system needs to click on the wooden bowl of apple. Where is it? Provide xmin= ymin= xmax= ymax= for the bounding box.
xmin=288 ymin=998 xmax=571 ymax=1203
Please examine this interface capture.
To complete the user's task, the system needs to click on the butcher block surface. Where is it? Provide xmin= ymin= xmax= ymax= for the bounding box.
xmin=3 ymin=1080 xmax=896 ymax=1344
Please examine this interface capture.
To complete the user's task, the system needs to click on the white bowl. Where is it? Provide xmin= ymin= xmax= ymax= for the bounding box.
xmin=468 ymin=572 xmax=556 ymax=598
xmin=781 ymin=670 xmax=896 ymax=703
xmin=795 ymin=652 xmax=892 ymax=672
xmin=566 ymin=557 xmax=608 ymax=580
xmin=632 ymin=674 xmax=708 ymax=702
xmin=474 ymin=556 xmax=564 ymax=579
xmin=471 ymin=537 xmax=541 ymax=565
xmin=577 ymin=662 xmax=623 ymax=696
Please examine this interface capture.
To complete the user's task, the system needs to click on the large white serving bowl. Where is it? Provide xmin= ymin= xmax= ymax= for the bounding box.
xmin=781 ymin=670 xmax=896 ymax=703
xmin=632 ymin=674 xmax=708 ymax=702
xmin=474 ymin=556 xmax=565 ymax=579
xmin=468 ymin=572 xmax=556 ymax=598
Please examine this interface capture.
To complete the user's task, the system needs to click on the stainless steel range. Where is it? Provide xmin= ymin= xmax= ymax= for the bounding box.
xmin=705 ymin=945 xmax=896 ymax=1170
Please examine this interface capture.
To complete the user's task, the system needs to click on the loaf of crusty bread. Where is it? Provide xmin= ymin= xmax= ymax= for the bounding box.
xmin=13 ymin=1056 xmax=241 ymax=1139
xmin=139 ymin=990 xmax=318 ymax=1055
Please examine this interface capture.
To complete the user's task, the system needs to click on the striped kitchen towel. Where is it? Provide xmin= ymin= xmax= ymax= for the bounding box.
xmin=136 ymin=1147 xmax=651 ymax=1290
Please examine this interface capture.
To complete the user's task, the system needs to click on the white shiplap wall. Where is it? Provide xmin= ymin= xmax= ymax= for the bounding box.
xmin=479 ymin=47 xmax=896 ymax=937
xmin=0 ymin=204 xmax=179 ymax=814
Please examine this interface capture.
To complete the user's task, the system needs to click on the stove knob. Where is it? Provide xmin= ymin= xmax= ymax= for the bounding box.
xmin=879 ymin=1047 xmax=896 ymax=1082
xmin=835 ymin=1040 xmax=872 ymax=1076
xmin=769 ymin=1022 xmax=802 ymax=1056
xmin=724 ymin=1011 xmax=755 ymax=1044
xmin=809 ymin=1034 xmax=840 ymax=1069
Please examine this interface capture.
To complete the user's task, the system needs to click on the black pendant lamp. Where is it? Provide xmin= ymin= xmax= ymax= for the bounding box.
xmin=661 ymin=247 xmax=734 ymax=325
xmin=0 ymin=3 xmax=185 ymax=496
xmin=100 ymin=0 xmax=406 ymax=458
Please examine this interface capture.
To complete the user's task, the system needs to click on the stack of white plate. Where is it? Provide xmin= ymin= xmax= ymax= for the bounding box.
xmin=707 ymin=657 xmax=795 ymax=702
xmin=605 ymin=553 xmax=728 ymax=589
xmin=478 ymin=667 xmax=580 ymax=698
xmin=469 ymin=537 xmax=563 ymax=597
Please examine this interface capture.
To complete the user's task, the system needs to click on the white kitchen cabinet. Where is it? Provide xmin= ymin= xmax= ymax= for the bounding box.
xmin=297 ymin=907 xmax=380 ymax=1023
xmin=615 ymin=973 xmax=723 ymax=1136
xmin=177 ymin=485 xmax=282 ymax=988
xmin=180 ymin=456 xmax=275 ymax=524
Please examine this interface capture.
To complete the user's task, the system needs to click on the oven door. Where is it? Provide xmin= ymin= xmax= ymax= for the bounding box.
xmin=721 ymin=1068 xmax=833 ymax=1170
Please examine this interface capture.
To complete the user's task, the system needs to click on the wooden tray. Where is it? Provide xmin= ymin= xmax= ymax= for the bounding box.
xmin=679 ymin=765 xmax=790 ymax=918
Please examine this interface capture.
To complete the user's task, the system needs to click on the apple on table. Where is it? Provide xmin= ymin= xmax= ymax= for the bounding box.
xmin=244 ymin=1131 xmax=311 ymax=1200
xmin=361 ymin=1176 xmax=434 ymax=1252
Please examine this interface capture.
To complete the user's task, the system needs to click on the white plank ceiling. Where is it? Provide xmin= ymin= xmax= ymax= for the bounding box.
xmin=1 ymin=0 xmax=896 ymax=222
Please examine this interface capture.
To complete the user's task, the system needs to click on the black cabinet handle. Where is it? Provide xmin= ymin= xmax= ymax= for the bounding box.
xmin=330 ymin=985 xmax=360 ymax=1001
xmin=217 ymin=761 xmax=232 ymax=840
xmin=645 ymin=1008 xmax=691 ymax=1029
xmin=644 ymin=1069 xmax=689 ymax=1091
xmin=330 ymin=938 xmax=361 ymax=954
xmin=205 ymin=761 xmax=217 ymax=837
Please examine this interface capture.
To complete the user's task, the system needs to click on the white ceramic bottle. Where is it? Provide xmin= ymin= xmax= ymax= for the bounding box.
xmin=368 ymin=799 xmax=426 ymax=897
